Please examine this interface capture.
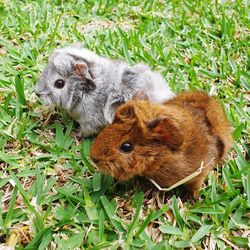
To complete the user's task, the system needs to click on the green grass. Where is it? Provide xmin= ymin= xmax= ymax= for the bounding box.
xmin=0 ymin=0 xmax=249 ymax=249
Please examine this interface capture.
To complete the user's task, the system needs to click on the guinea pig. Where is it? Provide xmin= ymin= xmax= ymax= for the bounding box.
xmin=34 ymin=44 xmax=174 ymax=137
xmin=90 ymin=91 xmax=232 ymax=198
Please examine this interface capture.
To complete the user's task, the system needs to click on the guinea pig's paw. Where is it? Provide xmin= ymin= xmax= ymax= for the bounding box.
xmin=177 ymin=191 xmax=196 ymax=203
xmin=75 ymin=127 xmax=94 ymax=139
xmin=74 ymin=130 xmax=83 ymax=139
xmin=182 ymin=184 xmax=201 ymax=202
xmin=77 ymin=130 xmax=96 ymax=139
xmin=188 ymin=191 xmax=200 ymax=203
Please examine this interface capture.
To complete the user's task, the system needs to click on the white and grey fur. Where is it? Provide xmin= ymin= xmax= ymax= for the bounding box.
xmin=35 ymin=45 xmax=175 ymax=137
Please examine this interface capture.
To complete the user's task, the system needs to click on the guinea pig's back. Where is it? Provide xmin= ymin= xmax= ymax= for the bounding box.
xmin=205 ymin=97 xmax=232 ymax=159
xmin=166 ymin=91 xmax=232 ymax=160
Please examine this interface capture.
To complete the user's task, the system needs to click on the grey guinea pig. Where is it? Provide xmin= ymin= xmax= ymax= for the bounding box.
xmin=35 ymin=44 xmax=175 ymax=137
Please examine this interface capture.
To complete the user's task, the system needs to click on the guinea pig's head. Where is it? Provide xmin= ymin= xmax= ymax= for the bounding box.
xmin=90 ymin=101 xmax=184 ymax=181
xmin=34 ymin=48 xmax=96 ymax=111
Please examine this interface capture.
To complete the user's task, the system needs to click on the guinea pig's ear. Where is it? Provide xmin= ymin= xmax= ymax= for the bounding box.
xmin=75 ymin=62 xmax=96 ymax=91
xmin=104 ymin=97 xmax=124 ymax=124
xmin=114 ymin=102 xmax=138 ymax=123
xmin=147 ymin=118 xmax=184 ymax=150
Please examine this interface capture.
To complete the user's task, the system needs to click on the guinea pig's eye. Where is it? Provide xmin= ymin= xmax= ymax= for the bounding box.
xmin=120 ymin=142 xmax=133 ymax=153
xmin=54 ymin=79 xmax=65 ymax=89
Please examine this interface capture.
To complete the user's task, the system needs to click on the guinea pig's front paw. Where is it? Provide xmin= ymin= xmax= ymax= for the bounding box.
xmin=177 ymin=191 xmax=198 ymax=203
xmin=186 ymin=191 xmax=199 ymax=203
xmin=76 ymin=129 xmax=84 ymax=138
xmin=181 ymin=184 xmax=201 ymax=202
xmin=77 ymin=128 xmax=97 ymax=139
xmin=70 ymin=127 xmax=83 ymax=139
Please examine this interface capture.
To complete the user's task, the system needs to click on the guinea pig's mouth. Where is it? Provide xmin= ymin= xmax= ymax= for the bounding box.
xmin=35 ymin=92 xmax=54 ymax=105
xmin=101 ymin=161 xmax=134 ymax=181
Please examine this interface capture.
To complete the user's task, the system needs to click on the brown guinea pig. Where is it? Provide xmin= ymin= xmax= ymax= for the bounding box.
xmin=90 ymin=91 xmax=232 ymax=198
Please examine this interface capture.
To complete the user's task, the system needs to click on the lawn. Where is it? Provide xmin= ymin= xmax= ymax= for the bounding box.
xmin=0 ymin=0 xmax=249 ymax=249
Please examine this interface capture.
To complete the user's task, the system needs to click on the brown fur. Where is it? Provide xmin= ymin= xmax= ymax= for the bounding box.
xmin=90 ymin=91 xmax=232 ymax=198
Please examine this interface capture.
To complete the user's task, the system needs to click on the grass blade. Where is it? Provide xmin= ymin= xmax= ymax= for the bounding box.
xmin=190 ymin=207 xmax=224 ymax=214
xmin=3 ymin=186 xmax=17 ymax=229
xmin=100 ymin=195 xmax=125 ymax=233
xmin=118 ymin=28 xmax=133 ymax=65
xmin=191 ymin=225 xmax=213 ymax=243
xmin=9 ymin=171 xmax=36 ymax=214
xmin=172 ymin=196 xmax=184 ymax=230
xmin=25 ymin=227 xmax=52 ymax=249
xmin=159 ymin=224 xmax=183 ymax=235
xmin=127 ymin=190 xmax=143 ymax=242
xmin=15 ymin=75 xmax=26 ymax=105
xmin=98 ymin=209 xmax=105 ymax=242
xmin=92 ymin=172 xmax=101 ymax=192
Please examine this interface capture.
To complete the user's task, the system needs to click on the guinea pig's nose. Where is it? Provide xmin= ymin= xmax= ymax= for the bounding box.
xmin=34 ymin=88 xmax=42 ymax=97
xmin=35 ymin=91 xmax=41 ymax=97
